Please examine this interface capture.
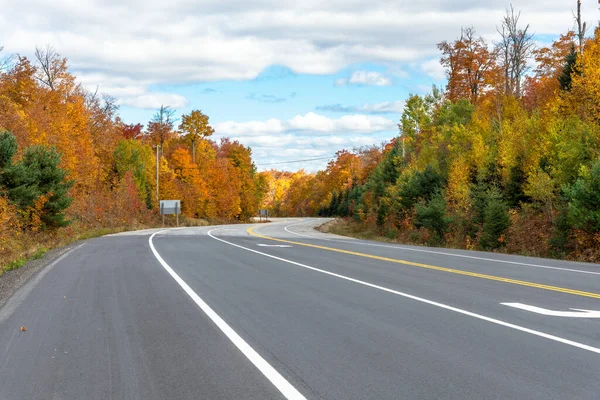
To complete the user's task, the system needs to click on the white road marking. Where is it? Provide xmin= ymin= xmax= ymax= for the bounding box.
xmin=282 ymin=221 xmax=600 ymax=276
xmin=502 ymin=303 xmax=600 ymax=318
xmin=208 ymin=229 xmax=600 ymax=355
xmin=284 ymin=220 xmax=331 ymax=240
xmin=149 ymin=231 xmax=307 ymax=400
xmin=257 ymin=244 xmax=293 ymax=248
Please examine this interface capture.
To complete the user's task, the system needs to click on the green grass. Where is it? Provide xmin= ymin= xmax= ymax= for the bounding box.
xmin=2 ymin=257 xmax=27 ymax=274
xmin=32 ymin=247 xmax=48 ymax=260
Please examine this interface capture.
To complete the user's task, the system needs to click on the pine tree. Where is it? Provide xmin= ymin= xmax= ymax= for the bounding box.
xmin=0 ymin=130 xmax=17 ymax=170
xmin=480 ymin=188 xmax=511 ymax=250
xmin=1 ymin=131 xmax=74 ymax=229
xmin=558 ymin=45 xmax=578 ymax=92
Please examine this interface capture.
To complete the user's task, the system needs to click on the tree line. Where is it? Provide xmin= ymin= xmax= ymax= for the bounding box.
xmin=0 ymin=46 xmax=267 ymax=265
xmin=261 ymin=5 xmax=600 ymax=261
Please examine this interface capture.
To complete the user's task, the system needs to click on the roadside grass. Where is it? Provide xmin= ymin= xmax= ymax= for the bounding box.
xmin=0 ymin=216 xmax=231 ymax=275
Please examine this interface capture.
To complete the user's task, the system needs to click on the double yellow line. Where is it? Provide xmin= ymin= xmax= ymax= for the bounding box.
xmin=247 ymin=226 xmax=600 ymax=299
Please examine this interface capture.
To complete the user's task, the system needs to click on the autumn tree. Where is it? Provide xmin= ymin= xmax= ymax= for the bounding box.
xmin=438 ymin=27 xmax=499 ymax=104
xmin=524 ymin=31 xmax=577 ymax=108
xmin=34 ymin=45 xmax=70 ymax=91
xmin=120 ymin=123 xmax=144 ymax=140
xmin=569 ymin=26 xmax=600 ymax=123
xmin=178 ymin=110 xmax=214 ymax=163
xmin=147 ymin=105 xmax=176 ymax=155
xmin=169 ymin=147 xmax=209 ymax=218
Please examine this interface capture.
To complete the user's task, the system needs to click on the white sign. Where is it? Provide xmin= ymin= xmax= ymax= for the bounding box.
xmin=160 ymin=200 xmax=181 ymax=215
xmin=502 ymin=302 xmax=600 ymax=318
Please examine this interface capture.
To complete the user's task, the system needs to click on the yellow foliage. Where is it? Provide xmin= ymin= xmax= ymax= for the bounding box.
xmin=446 ymin=158 xmax=471 ymax=212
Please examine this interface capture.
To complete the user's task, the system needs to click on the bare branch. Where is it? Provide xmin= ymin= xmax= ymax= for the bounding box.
xmin=495 ymin=4 xmax=535 ymax=97
xmin=34 ymin=44 xmax=63 ymax=90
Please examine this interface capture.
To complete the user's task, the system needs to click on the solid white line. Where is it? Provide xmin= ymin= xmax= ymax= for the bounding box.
xmin=208 ymin=229 xmax=600 ymax=355
xmin=149 ymin=231 xmax=307 ymax=400
xmin=281 ymin=221 xmax=600 ymax=276
xmin=284 ymin=220 xmax=330 ymax=240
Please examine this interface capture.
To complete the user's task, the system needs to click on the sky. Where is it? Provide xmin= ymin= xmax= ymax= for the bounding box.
xmin=1 ymin=0 xmax=598 ymax=171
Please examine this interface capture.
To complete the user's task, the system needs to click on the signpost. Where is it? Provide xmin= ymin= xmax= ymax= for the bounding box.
xmin=258 ymin=209 xmax=269 ymax=222
xmin=160 ymin=200 xmax=181 ymax=227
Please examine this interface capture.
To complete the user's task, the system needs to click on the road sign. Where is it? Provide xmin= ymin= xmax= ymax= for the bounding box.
xmin=160 ymin=200 xmax=180 ymax=227
xmin=258 ymin=209 xmax=269 ymax=222
xmin=160 ymin=200 xmax=181 ymax=215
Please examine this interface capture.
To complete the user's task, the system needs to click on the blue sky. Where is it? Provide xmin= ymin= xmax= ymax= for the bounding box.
xmin=1 ymin=0 xmax=597 ymax=171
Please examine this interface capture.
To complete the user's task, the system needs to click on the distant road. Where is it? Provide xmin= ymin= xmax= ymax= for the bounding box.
xmin=1 ymin=218 xmax=600 ymax=399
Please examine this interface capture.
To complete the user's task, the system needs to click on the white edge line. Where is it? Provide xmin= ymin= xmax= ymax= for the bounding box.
xmin=208 ymin=229 xmax=600 ymax=355
xmin=284 ymin=220 xmax=330 ymax=240
xmin=149 ymin=231 xmax=307 ymax=400
xmin=281 ymin=221 xmax=600 ymax=276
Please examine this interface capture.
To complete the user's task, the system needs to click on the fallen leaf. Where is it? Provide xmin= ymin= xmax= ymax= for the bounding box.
xmin=20 ymin=326 xmax=26 ymax=332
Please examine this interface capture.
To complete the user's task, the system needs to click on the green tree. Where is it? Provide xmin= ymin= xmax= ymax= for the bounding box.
xmin=505 ymin=155 xmax=530 ymax=208
xmin=113 ymin=140 xmax=154 ymax=208
xmin=567 ymin=160 xmax=600 ymax=233
xmin=178 ymin=110 xmax=214 ymax=163
xmin=480 ymin=188 xmax=511 ymax=250
xmin=396 ymin=165 xmax=445 ymax=212
xmin=0 ymin=130 xmax=18 ymax=169
xmin=559 ymin=45 xmax=578 ymax=92
xmin=414 ymin=193 xmax=451 ymax=242
xmin=1 ymin=132 xmax=74 ymax=229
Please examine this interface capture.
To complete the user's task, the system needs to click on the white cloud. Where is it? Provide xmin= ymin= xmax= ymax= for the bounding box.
xmin=214 ymin=112 xmax=395 ymax=136
xmin=0 ymin=0 xmax=593 ymax=113
xmin=317 ymin=100 xmax=405 ymax=114
xmin=213 ymin=112 xmax=397 ymax=171
xmin=336 ymin=71 xmax=392 ymax=86
xmin=421 ymin=58 xmax=446 ymax=81
xmin=118 ymin=93 xmax=190 ymax=109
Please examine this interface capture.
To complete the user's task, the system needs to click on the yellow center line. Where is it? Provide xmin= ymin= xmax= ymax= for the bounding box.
xmin=247 ymin=226 xmax=600 ymax=300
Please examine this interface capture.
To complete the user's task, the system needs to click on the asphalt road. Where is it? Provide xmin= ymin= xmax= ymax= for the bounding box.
xmin=1 ymin=218 xmax=600 ymax=399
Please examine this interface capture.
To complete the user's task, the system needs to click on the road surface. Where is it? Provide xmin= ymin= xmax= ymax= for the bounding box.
xmin=1 ymin=218 xmax=600 ymax=399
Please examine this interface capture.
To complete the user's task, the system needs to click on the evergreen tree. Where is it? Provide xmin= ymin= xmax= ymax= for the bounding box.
xmin=559 ymin=45 xmax=579 ymax=92
xmin=414 ymin=193 xmax=450 ymax=241
xmin=0 ymin=130 xmax=17 ymax=170
xmin=480 ymin=188 xmax=511 ymax=250
xmin=1 ymin=132 xmax=74 ymax=229
xmin=567 ymin=160 xmax=600 ymax=233
xmin=396 ymin=165 xmax=445 ymax=212
xmin=505 ymin=155 xmax=530 ymax=208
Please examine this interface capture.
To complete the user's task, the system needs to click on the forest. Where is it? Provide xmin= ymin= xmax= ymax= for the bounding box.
xmin=0 ymin=46 xmax=267 ymax=269
xmin=262 ymin=8 xmax=600 ymax=262
xmin=1 ymin=4 xmax=600 ymax=270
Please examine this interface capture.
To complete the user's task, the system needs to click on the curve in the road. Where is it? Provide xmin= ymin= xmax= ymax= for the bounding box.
xmin=247 ymin=226 xmax=600 ymax=299
xmin=208 ymin=228 xmax=600 ymax=355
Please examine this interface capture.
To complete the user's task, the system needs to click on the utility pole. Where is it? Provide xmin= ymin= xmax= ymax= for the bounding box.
xmin=153 ymin=145 xmax=160 ymax=203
